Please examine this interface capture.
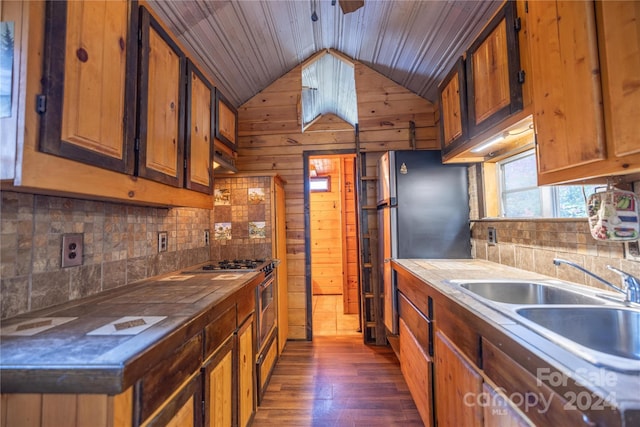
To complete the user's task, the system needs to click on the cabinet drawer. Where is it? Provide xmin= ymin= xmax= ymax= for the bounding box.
xmin=434 ymin=300 xmax=479 ymax=366
xmin=397 ymin=292 xmax=430 ymax=356
xmin=399 ymin=317 xmax=433 ymax=427
xmin=395 ymin=266 xmax=431 ymax=318
xmin=482 ymin=338 xmax=594 ymax=426
xmin=137 ymin=333 xmax=203 ymax=423
xmin=204 ymin=304 xmax=236 ymax=359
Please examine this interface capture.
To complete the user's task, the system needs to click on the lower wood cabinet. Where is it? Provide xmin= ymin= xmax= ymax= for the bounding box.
xmin=399 ymin=317 xmax=433 ymax=427
xmin=203 ymin=337 xmax=235 ymax=427
xmin=237 ymin=314 xmax=255 ymax=427
xmin=434 ymin=330 xmax=484 ymax=427
xmin=141 ymin=373 xmax=203 ymax=427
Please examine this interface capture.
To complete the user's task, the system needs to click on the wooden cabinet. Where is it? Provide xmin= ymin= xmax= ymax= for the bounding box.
xmin=39 ymin=0 xmax=138 ymax=174
xmin=529 ymin=0 xmax=640 ymax=184
xmin=434 ymin=330 xmax=484 ymax=427
xmin=203 ymin=338 xmax=235 ymax=427
xmin=439 ymin=0 xmax=529 ymax=163
xmin=438 ymin=57 xmax=468 ymax=158
xmin=481 ymin=381 xmax=533 ymax=427
xmin=398 ymin=294 xmax=433 ymax=427
xmin=215 ymin=90 xmax=238 ymax=151
xmin=141 ymin=373 xmax=203 ymax=427
xmin=466 ymin=0 xmax=523 ymax=137
xmin=237 ymin=314 xmax=255 ymax=427
xmin=137 ymin=6 xmax=186 ymax=188
xmin=185 ymin=60 xmax=214 ymax=194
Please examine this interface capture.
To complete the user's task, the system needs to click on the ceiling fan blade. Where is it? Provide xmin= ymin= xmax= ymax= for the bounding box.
xmin=339 ymin=0 xmax=364 ymax=14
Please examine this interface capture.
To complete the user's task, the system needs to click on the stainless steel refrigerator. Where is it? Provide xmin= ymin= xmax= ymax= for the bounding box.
xmin=377 ymin=150 xmax=471 ymax=334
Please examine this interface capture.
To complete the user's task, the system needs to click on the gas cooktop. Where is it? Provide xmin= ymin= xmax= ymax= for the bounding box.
xmin=186 ymin=259 xmax=275 ymax=274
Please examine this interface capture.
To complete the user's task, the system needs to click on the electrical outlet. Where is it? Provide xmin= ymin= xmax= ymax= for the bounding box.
xmin=624 ymin=241 xmax=640 ymax=262
xmin=61 ymin=233 xmax=83 ymax=268
xmin=158 ymin=231 xmax=168 ymax=252
xmin=487 ymin=227 xmax=497 ymax=246
xmin=204 ymin=229 xmax=210 ymax=246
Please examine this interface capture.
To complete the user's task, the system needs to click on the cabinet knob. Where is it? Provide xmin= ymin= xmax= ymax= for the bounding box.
xmin=76 ymin=48 xmax=88 ymax=63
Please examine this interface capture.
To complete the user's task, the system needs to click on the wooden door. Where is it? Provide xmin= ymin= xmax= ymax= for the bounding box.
xmin=466 ymin=0 xmax=523 ymax=136
xmin=434 ymin=330 xmax=483 ymax=427
xmin=39 ymin=0 xmax=137 ymax=174
xmin=137 ymin=6 xmax=185 ymax=187
xmin=528 ymin=0 xmax=605 ymax=175
xmin=185 ymin=60 xmax=214 ymax=194
xmin=141 ymin=373 xmax=202 ymax=427
xmin=482 ymin=382 xmax=534 ymax=427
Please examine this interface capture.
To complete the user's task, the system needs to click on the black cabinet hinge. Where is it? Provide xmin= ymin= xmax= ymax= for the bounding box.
xmin=517 ymin=70 xmax=526 ymax=84
xmin=36 ymin=95 xmax=47 ymax=114
xmin=514 ymin=16 xmax=522 ymax=32
xmin=135 ymin=137 xmax=140 ymax=151
xmin=184 ymin=159 xmax=188 ymax=169
xmin=525 ymin=1 xmax=529 ymax=13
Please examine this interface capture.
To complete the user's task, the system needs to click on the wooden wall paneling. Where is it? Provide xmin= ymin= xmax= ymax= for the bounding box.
xmin=237 ymin=57 xmax=436 ymax=339
xmin=1 ymin=394 xmax=42 ymax=427
xmin=341 ymin=156 xmax=359 ymax=313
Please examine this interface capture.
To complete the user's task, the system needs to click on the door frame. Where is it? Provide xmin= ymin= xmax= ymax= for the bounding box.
xmin=303 ymin=149 xmax=359 ymax=340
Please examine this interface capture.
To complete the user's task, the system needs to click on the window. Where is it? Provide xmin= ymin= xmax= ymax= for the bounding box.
xmin=309 ymin=176 xmax=331 ymax=192
xmin=498 ymin=150 xmax=597 ymax=218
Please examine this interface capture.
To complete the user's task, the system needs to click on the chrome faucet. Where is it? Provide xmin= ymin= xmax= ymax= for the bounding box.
xmin=553 ymin=258 xmax=640 ymax=304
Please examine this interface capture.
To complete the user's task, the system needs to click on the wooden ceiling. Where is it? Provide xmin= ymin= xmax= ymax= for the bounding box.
xmin=147 ymin=0 xmax=502 ymax=113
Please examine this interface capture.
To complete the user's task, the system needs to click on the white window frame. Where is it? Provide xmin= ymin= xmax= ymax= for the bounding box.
xmin=497 ymin=150 xmax=594 ymax=218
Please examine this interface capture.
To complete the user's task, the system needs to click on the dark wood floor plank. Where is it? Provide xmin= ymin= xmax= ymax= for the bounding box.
xmin=252 ymin=335 xmax=424 ymax=427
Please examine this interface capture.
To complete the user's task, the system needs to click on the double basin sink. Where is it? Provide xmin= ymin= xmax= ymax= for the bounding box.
xmin=450 ymin=280 xmax=640 ymax=372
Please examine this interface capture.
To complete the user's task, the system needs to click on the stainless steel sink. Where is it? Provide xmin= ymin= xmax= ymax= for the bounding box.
xmin=456 ymin=280 xmax=606 ymax=305
xmin=516 ymin=307 xmax=640 ymax=367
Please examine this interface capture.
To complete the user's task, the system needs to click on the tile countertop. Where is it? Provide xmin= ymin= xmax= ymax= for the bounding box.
xmin=0 ymin=267 xmax=262 ymax=395
xmin=392 ymin=259 xmax=640 ymax=417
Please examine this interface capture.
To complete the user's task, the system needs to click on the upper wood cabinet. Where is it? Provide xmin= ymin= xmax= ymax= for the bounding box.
xmin=215 ymin=89 xmax=238 ymax=151
xmin=438 ymin=57 xmax=468 ymax=157
xmin=529 ymin=0 xmax=640 ymax=184
xmin=137 ymin=6 xmax=186 ymax=188
xmin=39 ymin=0 xmax=138 ymax=174
xmin=439 ymin=0 xmax=529 ymax=163
xmin=466 ymin=0 xmax=523 ymax=137
xmin=185 ymin=60 xmax=214 ymax=194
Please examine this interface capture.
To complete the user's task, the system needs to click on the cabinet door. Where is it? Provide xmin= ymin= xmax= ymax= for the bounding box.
xmin=399 ymin=317 xmax=433 ymax=427
xmin=466 ymin=0 xmax=523 ymax=136
xmin=237 ymin=315 xmax=255 ymax=427
xmin=438 ymin=57 xmax=468 ymax=156
xmin=185 ymin=60 xmax=214 ymax=194
xmin=434 ymin=330 xmax=483 ymax=427
xmin=596 ymin=1 xmax=640 ymax=158
xmin=528 ymin=0 xmax=605 ymax=175
xmin=39 ymin=0 xmax=137 ymax=174
xmin=215 ymin=90 xmax=238 ymax=151
xmin=203 ymin=337 xmax=235 ymax=427
xmin=141 ymin=373 xmax=202 ymax=427
xmin=137 ymin=6 xmax=186 ymax=188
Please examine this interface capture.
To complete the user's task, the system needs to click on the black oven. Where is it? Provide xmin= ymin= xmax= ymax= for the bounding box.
xmin=256 ymin=269 xmax=276 ymax=352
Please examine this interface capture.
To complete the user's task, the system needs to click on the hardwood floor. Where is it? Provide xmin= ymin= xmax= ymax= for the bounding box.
xmin=252 ymin=335 xmax=424 ymax=427
xmin=312 ymin=295 xmax=360 ymax=336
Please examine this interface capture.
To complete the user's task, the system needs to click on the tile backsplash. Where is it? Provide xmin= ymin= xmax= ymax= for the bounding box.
xmin=0 ymin=191 xmax=211 ymax=319
xmin=471 ymin=219 xmax=640 ymax=291
xmin=1 ymin=175 xmax=274 ymax=320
